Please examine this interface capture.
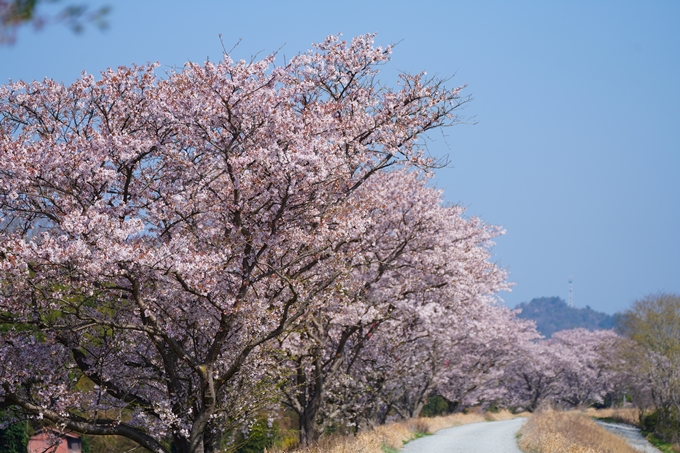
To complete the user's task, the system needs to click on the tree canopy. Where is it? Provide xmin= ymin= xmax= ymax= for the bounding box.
xmin=0 ymin=32 xmax=647 ymax=453
xmin=615 ymin=293 xmax=680 ymax=443
xmin=0 ymin=35 xmax=479 ymax=453
xmin=0 ymin=0 xmax=109 ymax=44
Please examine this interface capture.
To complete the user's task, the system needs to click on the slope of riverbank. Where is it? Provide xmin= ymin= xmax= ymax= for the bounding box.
xmin=518 ymin=410 xmax=640 ymax=453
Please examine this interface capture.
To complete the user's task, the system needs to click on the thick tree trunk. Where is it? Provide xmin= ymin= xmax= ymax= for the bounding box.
xmin=298 ymin=377 xmax=324 ymax=444
xmin=409 ymin=382 xmax=434 ymax=419
xmin=376 ymin=403 xmax=391 ymax=425
xmin=297 ymin=354 xmax=325 ymax=446
xmin=410 ymin=400 xmax=426 ymax=419
xmin=172 ymin=433 xmax=205 ymax=453
xmin=299 ymin=406 xmax=321 ymax=446
xmin=203 ymin=426 xmax=222 ymax=453
xmin=172 ymin=435 xmax=190 ymax=453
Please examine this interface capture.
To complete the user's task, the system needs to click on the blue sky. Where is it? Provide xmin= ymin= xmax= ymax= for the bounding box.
xmin=2 ymin=0 xmax=678 ymax=314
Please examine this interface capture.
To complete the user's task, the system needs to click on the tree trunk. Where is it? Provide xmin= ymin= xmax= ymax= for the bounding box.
xmin=298 ymin=381 xmax=323 ymax=445
xmin=171 ymin=435 xmax=189 ymax=453
xmin=298 ymin=355 xmax=325 ymax=446
xmin=203 ymin=425 xmax=222 ymax=453
xmin=172 ymin=434 xmax=205 ymax=453
xmin=299 ymin=406 xmax=321 ymax=446
xmin=411 ymin=400 xmax=426 ymax=419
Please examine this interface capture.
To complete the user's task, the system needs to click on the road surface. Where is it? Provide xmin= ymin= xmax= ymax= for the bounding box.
xmin=400 ymin=418 xmax=526 ymax=453
xmin=594 ymin=420 xmax=662 ymax=453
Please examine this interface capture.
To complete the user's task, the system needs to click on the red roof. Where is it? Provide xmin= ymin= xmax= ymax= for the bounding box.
xmin=27 ymin=429 xmax=82 ymax=453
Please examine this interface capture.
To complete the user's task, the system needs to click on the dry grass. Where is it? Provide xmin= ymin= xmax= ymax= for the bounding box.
xmin=267 ymin=409 xmax=521 ymax=453
xmin=518 ymin=410 xmax=639 ymax=453
xmin=582 ymin=407 xmax=640 ymax=426
xmin=264 ymin=422 xmax=412 ymax=453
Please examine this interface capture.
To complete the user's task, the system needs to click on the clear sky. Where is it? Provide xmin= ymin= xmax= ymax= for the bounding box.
xmin=1 ymin=0 xmax=678 ymax=314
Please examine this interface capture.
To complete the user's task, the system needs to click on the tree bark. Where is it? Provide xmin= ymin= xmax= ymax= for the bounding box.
xmin=298 ymin=354 xmax=324 ymax=446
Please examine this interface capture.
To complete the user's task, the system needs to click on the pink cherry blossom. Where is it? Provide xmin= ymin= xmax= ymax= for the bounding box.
xmin=0 ymin=35 xmax=468 ymax=453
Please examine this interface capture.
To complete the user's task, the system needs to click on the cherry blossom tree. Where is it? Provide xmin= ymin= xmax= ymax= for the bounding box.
xmin=0 ymin=35 xmax=468 ymax=453
xmin=501 ymin=328 xmax=623 ymax=411
xmin=435 ymin=303 xmax=539 ymax=411
xmin=500 ymin=339 xmax=557 ymax=412
xmin=315 ymin=295 xmax=538 ymax=431
xmin=548 ymin=328 xmax=622 ymax=408
xmin=278 ymin=169 xmax=510 ymax=443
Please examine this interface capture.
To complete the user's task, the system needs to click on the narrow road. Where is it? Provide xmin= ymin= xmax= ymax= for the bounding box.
xmin=594 ymin=420 xmax=662 ymax=453
xmin=400 ymin=418 xmax=526 ymax=453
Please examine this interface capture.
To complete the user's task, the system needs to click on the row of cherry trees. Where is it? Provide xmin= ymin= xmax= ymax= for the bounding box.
xmin=0 ymin=34 xmax=630 ymax=453
xmin=289 ymin=321 xmax=626 ymax=442
xmin=501 ymin=328 xmax=625 ymax=412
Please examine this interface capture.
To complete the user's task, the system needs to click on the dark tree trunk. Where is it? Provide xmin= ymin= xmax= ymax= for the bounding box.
xmin=171 ymin=433 xmax=205 ymax=453
xmin=203 ymin=425 xmax=222 ymax=453
xmin=298 ymin=355 xmax=324 ymax=446
xmin=299 ymin=404 xmax=322 ymax=446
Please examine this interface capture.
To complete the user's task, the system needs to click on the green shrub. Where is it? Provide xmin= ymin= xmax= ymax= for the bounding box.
xmin=234 ymin=416 xmax=280 ymax=453
xmin=0 ymin=419 xmax=28 ymax=453
xmin=421 ymin=395 xmax=449 ymax=417
xmin=641 ymin=407 xmax=680 ymax=445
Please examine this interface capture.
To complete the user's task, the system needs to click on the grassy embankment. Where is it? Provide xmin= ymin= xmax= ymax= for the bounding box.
xmin=266 ymin=409 xmax=520 ymax=453
xmin=517 ymin=408 xmax=680 ymax=453
xmin=586 ymin=408 xmax=679 ymax=453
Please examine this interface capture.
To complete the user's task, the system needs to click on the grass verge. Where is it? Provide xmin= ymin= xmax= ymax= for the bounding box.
xmin=517 ymin=410 xmax=638 ymax=453
xmin=266 ymin=409 xmax=521 ymax=453
xmin=582 ymin=407 xmax=639 ymax=426
xmin=641 ymin=431 xmax=679 ymax=453
xmin=586 ymin=407 xmax=679 ymax=452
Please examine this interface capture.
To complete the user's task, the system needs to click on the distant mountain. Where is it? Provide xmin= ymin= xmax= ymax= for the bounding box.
xmin=515 ymin=296 xmax=615 ymax=338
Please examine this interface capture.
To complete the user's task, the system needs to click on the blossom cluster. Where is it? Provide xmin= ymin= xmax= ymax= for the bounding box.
xmin=0 ymin=33 xmax=626 ymax=453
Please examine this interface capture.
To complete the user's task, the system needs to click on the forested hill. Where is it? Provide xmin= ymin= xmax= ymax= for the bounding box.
xmin=515 ymin=296 xmax=616 ymax=338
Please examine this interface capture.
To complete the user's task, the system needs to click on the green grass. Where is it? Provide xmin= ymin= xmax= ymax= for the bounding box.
xmin=592 ymin=416 xmax=676 ymax=453
xmin=642 ymin=431 xmax=677 ymax=453
xmin=381 ymin=444 xmax=399 ymax=453
xmin=399 ymin=431 xmax=431 ymax=448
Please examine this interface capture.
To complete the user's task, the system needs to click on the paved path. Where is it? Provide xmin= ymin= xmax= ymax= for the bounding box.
xmin=400 ymin=418 xmax=526 ymax=453
xmin=594 ymin=420 xmax=662 ymax=453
